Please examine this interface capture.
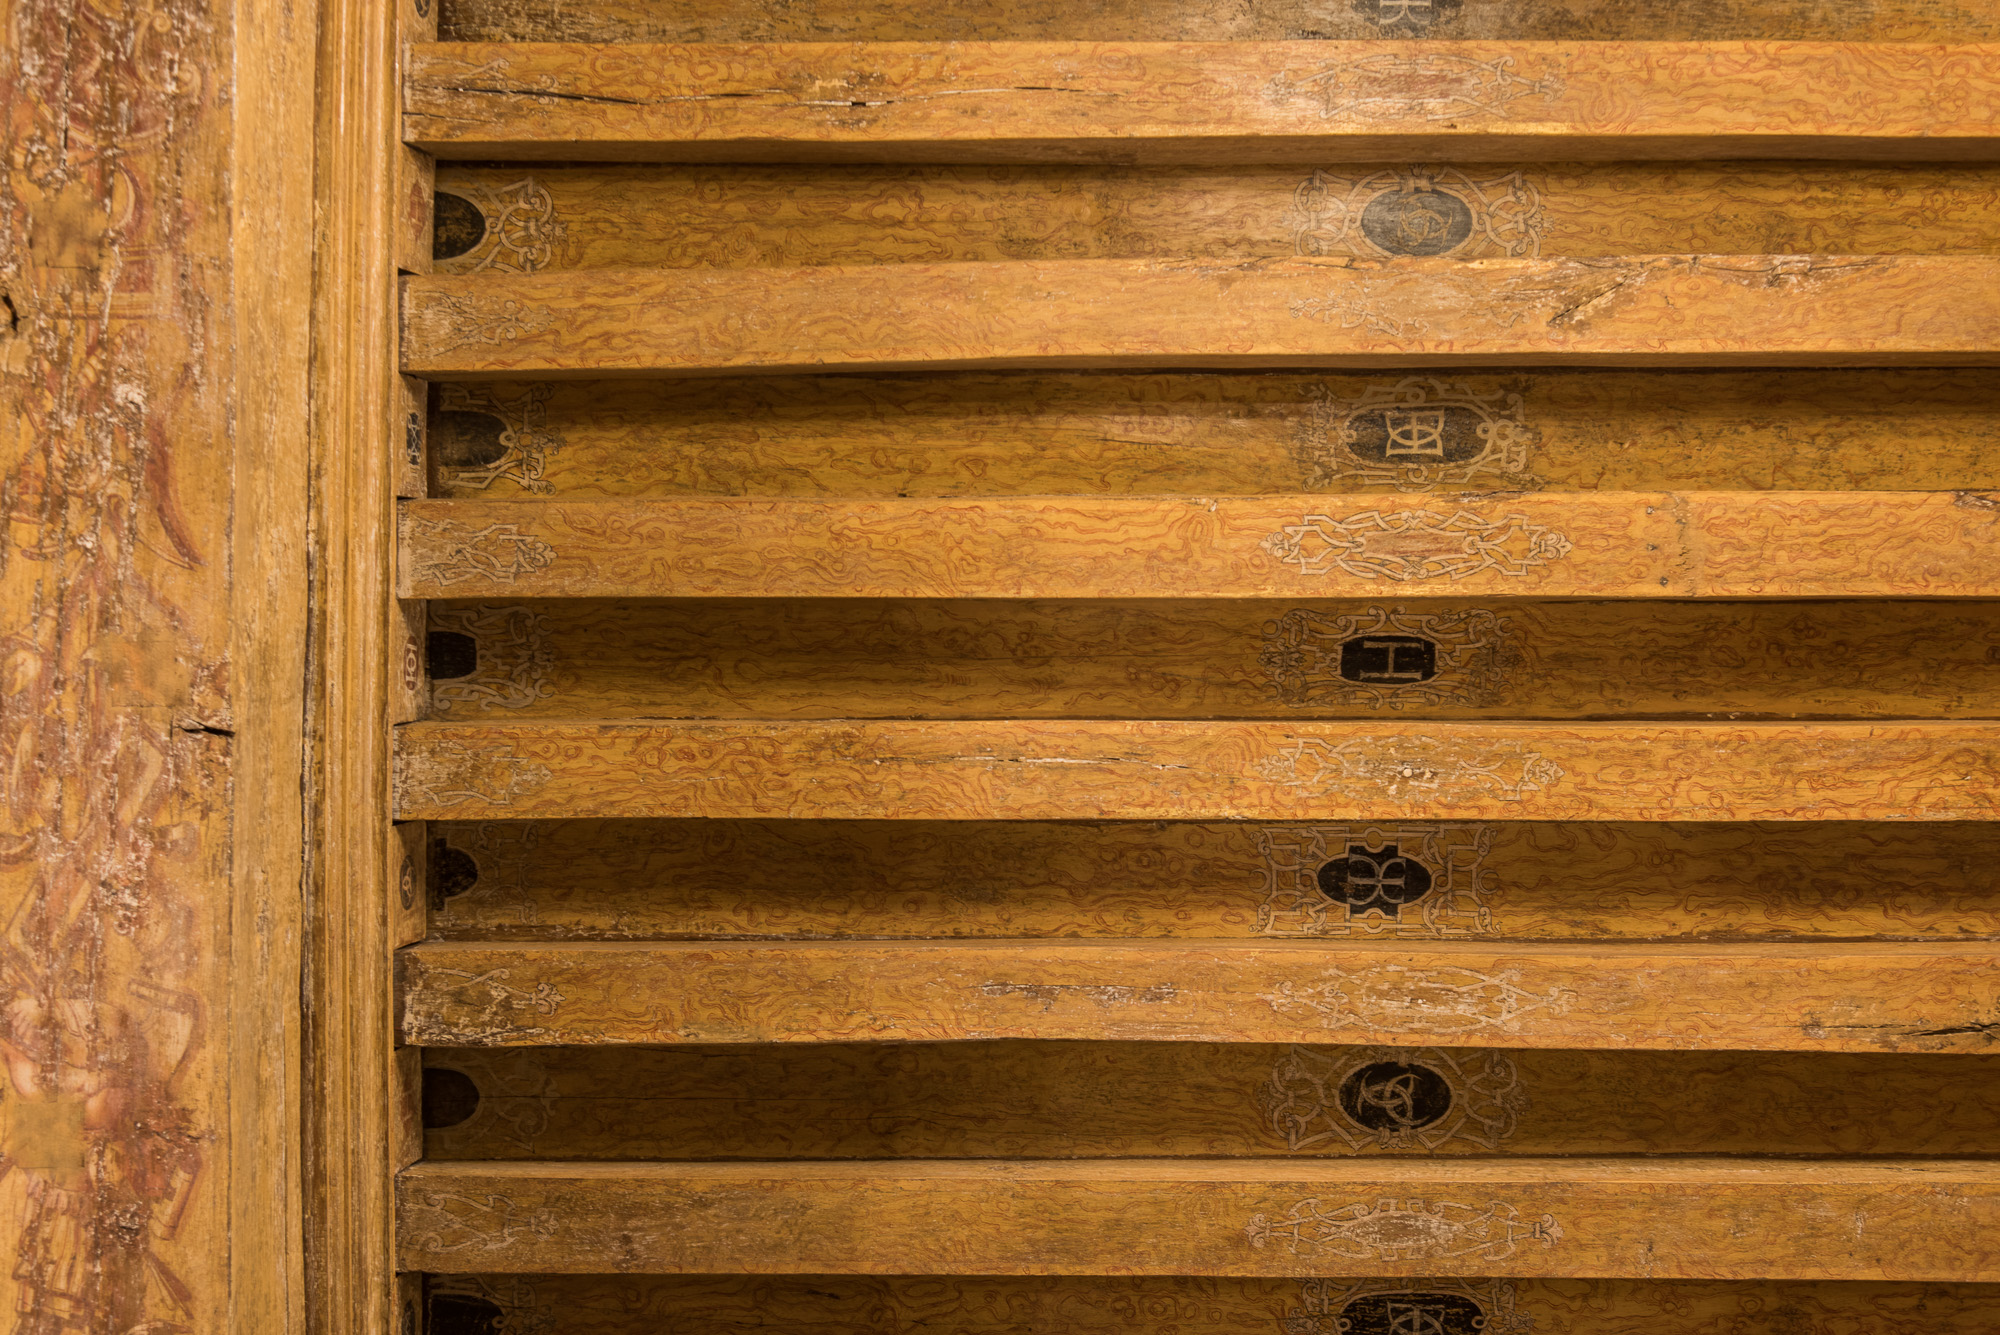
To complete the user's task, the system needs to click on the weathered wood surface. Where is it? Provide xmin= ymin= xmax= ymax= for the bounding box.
xmin=422 ymin=1041 xmax=2000 ymax=1160
xmin=425 ymin=370 xmax=2000 ymax=499
xmin=419 ymin=1272 xmax=2000 ymax=1335
xmin=401 ymin=256 xmax=2000 ymax=376
xmin=397 ymin=1157 xmax=2000 ymax=1279
xmin=395 ymin=939 xmax=2000 ymax=1052
xmin=438 ymin=0 xmax=2000 ymax=44
xmin=394 ymin=720 xmax=2000 ymax=822
xmin=315 ymin=0 xmax=436 ymax=1326
xmin=0 ymin=0 xmax=315 ymax=1328
xmin=434 ymin=162 xmax=2000 ymax=273
xmin=399 ymin=493 xmax=2000 ymax=600
xmin=427 ymin=818 xmax=2000 ymax=942
xmin=424 ymin=597 xmax=2000 ymax=721
xmin=404 ymin=42 xmax=2000 ymax=163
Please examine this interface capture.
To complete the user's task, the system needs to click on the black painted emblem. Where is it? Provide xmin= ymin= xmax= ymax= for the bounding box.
xmin=1338 ymin=635 xmax=1437 ymax=685
xmin=426 ymin=630 xmax=478 ymax=680
xmin=1338 ymin=1060 xmax=1454 ymax=1133
xmin=428 ymin=839 xmax=480 ymax=910
xmin=1359 ymin=186 xmax=1475 ymax=256
xmin=1336 ymin=1290 xmax=1486 ymax=1335
xmin=429 ymin=409 xmax=510 ymax=468
xmin=428 ymin=1293 xmax=504 ymax=1335
xmin=432 ymin=191 xmax=487 ymax=261
xmin=421 ymin=1067 xmax=482 ymax=1129
xmin=1345 ymin=404 xmax=1491 ymax=465
xmin=1315 ymin=842 xmax=1435 ymax=920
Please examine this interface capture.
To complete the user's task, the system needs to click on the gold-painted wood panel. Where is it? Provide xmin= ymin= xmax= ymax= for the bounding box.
xmin=423 ymin=598 xmax=2000 ymax=721
xmin=421 ymin=1273 xmax=2000 ymax=1334
xmin=425 ymin=370 xmax=2000 ymax=499
xmin=401 ymin=256 xmax=2000 ymax=377
xmin=433 ymin=162 xmax=2000 ymax=273
xmin=394 ymin=719 xmax=2000 ymax=823
xmin=397 ymin=1157 xmax=2000 ymax=1279
xmin=396 ymin=939 xmax=2000 ymax=1051
xmin=398 ymin=493 xmax=2000 ymax=600
xmin=438 ymin=0 xmax=2000 ymax=44
xmin=404 ymin=42 xmax=2000 ymax=163
xmin=420 ymin=1041 xmax=2000 ymax=1160
xmin=425 ymin=818 xmax=2000 ymax=942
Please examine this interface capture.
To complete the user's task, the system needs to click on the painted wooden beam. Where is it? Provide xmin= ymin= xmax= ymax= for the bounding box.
xmin=394 ymin=719 xmax=2000 ymax=823
xmin=400 ymin=256 xmax=2000 ymax=377
xmin=397 ymin=1157 xmax=2000 ymax=1280
xmin=422 ymin=1041 xmax=2000 ymax=1160
xmin=425 ymin=370 xmax=2000 ymax=501
xmin=426 ymin=818 xmax=2000 ymax=944
xmin=403 ymin=42 xmax=2000 ymax=163
xmin=436 ymin=0 xmax=2000 ymax=45
xmin=398 ymin=493 xmax=2000 ymax=600
xmin=423 ymin=597 xmax=2000 ymax=721
xmin=413 ymin=1272 xmax=2000 ymax=1335
xmin=432 ymin=162 xmax=2000 ymax=272
xmin=396 ymin=938 xmax=2000 ymax=1052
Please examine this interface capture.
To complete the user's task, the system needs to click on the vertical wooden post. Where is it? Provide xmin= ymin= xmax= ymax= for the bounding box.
xmin=307 ymin=0 xmax=403 ymax=1328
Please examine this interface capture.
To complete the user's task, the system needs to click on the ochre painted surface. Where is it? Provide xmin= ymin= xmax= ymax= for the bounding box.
xmin=395 ymin=938 xmax=2000 ymax=1052
xmin=438 ymin=0 xmax=2000 ymax=44
xmin=421 ymin=1041 xmax=2000 ymax=1160
xmin=400 ymin=9 xmax=2000 ymax=1312
xmin=424 ymin=370 xmax=2000 ymax=499
xmin=403 ymin=42 xmax=2000 ymax=163
xmin=421 ymin=1273 xmax=2000 ymax=1334
xmin=394 ymin=719 xmax=2000 ymax=823
xmin=401 ymin=256 xmax=2000 ymax=377
xmin=398 ymin=493 xmax=2000 ymax=600
xmin=434 ymin=161 xmax=2000 ymax=272
xmin=397 ymin=1157 xmax=2000 ymax=1279
xmin=425 ymin=818 xmax=2000 ymax=942
xmin=423 ymin=597 xmax=2000 ymax=721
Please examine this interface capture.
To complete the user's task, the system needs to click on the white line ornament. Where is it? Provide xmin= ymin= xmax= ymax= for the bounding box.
xmin=406 ymin=517 xmax=559 ymax=588
xmin=1248 ymin=1196 xmax=1563 ymax=1262
xmin=1262 ymin=963 xmax=1578 ymax=1035
xmin=1256 ymin=736 xmax=1564 ymax=804
xmin=1269 ymin=53 xmax=1566 ymax=124
xmin=1261 ymin=509 xmax=1571 ymax=581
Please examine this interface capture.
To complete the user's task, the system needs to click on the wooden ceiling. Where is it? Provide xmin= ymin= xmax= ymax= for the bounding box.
xmin=386 ymin=0 xmax=2000 ymax=1329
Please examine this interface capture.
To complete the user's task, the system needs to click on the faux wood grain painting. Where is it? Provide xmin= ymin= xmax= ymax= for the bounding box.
xmin=421 ymin=597 xmax=2000 ymax=721
xmin=397 ymin=1157 xmax=2000 ymax=1279
xmin=383 ymin=9 xmax=2000 ymax=1320
xmin=395 ymin=937 xmax=2000 ymax=1051
xmin=439 ymin=0 xmax=2000 ymax=43
xmin=422 ymin=370 xmax=2000 ymax=499
xmin=401 ymin=255 xmax=2000 ymax=376
xmin=398 ymin=493 xmax=2000 ymax=600
xmin=432 ymin=161 xmax=2000 ymax=273
xmin=404 ymin=42 xmax=2000 ymax=162
xmin=393 ymin=719 xmax=2000 ymax=823
xmin=418 ymin=1272 xmax=2000 ymax=1334
xmin=418 ymin=1041 xmax=2000 ymax=1160
xmin=422 ymin=817 xmax=2000 ymax=943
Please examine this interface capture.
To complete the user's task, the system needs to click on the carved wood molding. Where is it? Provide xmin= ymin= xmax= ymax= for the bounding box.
xmin=307 ymin=0 xmax=432 ymax=1330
